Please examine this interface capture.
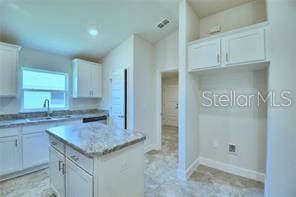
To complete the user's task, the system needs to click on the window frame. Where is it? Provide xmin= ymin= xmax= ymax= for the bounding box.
xmin=20 ymin=67 xmax=69 ymax=112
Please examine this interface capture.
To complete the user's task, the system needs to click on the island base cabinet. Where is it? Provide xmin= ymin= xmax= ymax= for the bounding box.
xmin=96 ymin=142 xmax=144 ymax=197
xmin=66 ymin=158 xmax=93 ymax=197
xmin=49 ymin=147 xmax=65 ymax=197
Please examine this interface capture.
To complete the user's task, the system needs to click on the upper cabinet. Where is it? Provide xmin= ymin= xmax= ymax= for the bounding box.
xmin=188 ymin=38 xmax=221 ymax=70
xmin=72 ymin=59 xmax=102 ymax=98
xmin=188 ymin=22 xmax=268 ymax=72
xmin=0 ymin=42 xmax=21 ymax=97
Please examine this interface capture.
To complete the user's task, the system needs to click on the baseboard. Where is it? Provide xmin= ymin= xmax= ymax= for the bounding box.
xmin=144 ymin=143 xmax=159 ymax=153
xmin=177 ymin=157 xmax=200 ymax=180
xmin=0 ymin=164 xmax=48 ymax=182
xmin=199 ymin=157 xmax=265 ymax=183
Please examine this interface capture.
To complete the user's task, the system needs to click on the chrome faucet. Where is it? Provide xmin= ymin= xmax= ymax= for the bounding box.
xmin=43 ymin=99 xmax=51 ymax=117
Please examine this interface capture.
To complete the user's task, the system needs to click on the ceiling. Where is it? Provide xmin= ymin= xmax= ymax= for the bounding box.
xmin=189 ymin=0 xmax=255 ymax=18
xmin=0 ymin=0 xmax=179 ymax=61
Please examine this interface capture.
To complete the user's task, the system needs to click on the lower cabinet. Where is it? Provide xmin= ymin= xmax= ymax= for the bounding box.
xmin=49 ymin=146 xmax=66 ymax=197
xmin=66 ymin=158 xmax=93 ymax=197
xmin=0 ymin=135 xmax=22 ymax=176
xmin=49 ymin=142 xmax=93 ymax=197
xmin=23 ymin=132 xmax=49 ymax=169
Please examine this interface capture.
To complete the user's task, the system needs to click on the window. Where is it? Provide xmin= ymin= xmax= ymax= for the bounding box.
xmin=21 ymin=67 xmax=68 ymax=111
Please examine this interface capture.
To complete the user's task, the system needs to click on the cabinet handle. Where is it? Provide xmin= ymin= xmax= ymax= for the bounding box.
xmin=58 ymin=160 xmax=62 ymax=171
xmin=62 ymin=163 xmax=65 ymax=175
xmin=226 ymin=52 xmax=229 ymax=62
xmin=15 ymin=139 xmax=18 ymax=147
xmin=217 ymin=54 xmax=220 ymax=64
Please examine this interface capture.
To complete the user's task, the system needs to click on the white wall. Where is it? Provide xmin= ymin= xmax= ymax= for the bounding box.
xmin=0 ymin=47 xmax=99 ymax=114
xmin=199 ymin=0 xmax=267 ymax=38
xmin=154 ymin=31 xmax=179 ymax=71
xmin=199 ymin=70 xmax=267 ymax=178
xmin=178 ymin=0 xmax=201 ymax=179
xmin=101 ymin=35 xmax=157 ymax=150
xmin=133 ymin=35 xmax=157 ymax=150
xmin=265 ymin=0 xmax=296 ymax=196
xmin=100 ymin=36 xmax=134 ymax=129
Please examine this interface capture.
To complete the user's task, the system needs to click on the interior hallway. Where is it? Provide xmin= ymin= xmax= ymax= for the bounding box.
xmin=0 ymin=125 xmax=263 ymax=197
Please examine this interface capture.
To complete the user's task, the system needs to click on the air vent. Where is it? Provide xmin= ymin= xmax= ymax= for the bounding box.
xmin=157 ymin=19 xmax=170 ymax=29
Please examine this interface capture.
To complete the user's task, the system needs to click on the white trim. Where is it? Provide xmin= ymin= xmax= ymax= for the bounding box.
xmin=199 ymin=157 xmax=265 ymax=183
xmin=144 ymin=143 xmax=159 ymax=153
xmin=177 ymin=157 xmax=200 ymax=180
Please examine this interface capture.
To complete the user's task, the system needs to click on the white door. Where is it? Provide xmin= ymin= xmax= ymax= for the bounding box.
xmin=0 ymin=136 xmax=21 ymax=176
xmin=188 ymin=38 xmax=221 ymax=71
xmin=163 ymin=85 xmax=178 ymax=127
xmin=49 ymin=147 xmax=65 ymax=197
xmin=110 ymin=70 xmax=125 ymax=129
xmin=223 ymin=29 xmax=265 ymax=65
xmin=66 ymin=158 xmax=93 ymax=197
xmin=23 ymin=132 xmax=49 ymax=169
xmin=0 ymin=45 xmax=18 ymax=96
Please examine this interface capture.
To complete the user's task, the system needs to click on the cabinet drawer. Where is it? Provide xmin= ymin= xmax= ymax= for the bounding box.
xmin=0 ymin=127 xmax=20 ymax=138
xmin=66 ymin=145 xmax=93 ymax=175
xmin=23 ymin=123 xmax=56 ymax=135
xmin=49 ymin=135 xmax=64 ymax=154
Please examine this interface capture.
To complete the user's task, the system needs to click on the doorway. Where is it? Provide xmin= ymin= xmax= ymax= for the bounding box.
xmin=157 ymin=70 xmax=179 ymax=157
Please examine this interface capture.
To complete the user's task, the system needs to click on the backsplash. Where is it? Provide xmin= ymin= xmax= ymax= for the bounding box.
xmin=0 ymin=109 xmax=108 ymax=121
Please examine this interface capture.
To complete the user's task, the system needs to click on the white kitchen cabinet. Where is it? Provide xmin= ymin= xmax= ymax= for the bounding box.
xmin=188 ymin=22 xmax=268 ymax=72
xmin=22 ymin=132 xmax=49 ymax=169
xmin=188 ymin=39 xmax=221 ymax=71
xmin=0 ymin=42 xmax=21 ymax=97
xmin=223 ymin=29 xmax=265 ymax=66
xmin=72 ymin=59 xmax=102 ymax=98
xmin=0 ymin=135 xmax=22 ymax=176
xmin=66 ymin=158 xmax=93 ymax=197
xmin=49 ymin=146 xmax=66 ymax=197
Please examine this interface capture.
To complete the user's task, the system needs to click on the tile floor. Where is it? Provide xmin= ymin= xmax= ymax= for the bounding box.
xmin=0 ymin=125 xmax=264 ymax=197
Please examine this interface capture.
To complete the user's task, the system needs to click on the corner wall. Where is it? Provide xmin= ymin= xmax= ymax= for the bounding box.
xmin=178 ymin=0 xmax=201 ymax=179
xmin=265 ymin=0 xmax=296 ymax=196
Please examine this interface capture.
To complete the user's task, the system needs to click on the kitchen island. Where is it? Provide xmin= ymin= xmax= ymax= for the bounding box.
xmin=46 ymin=122 xmax=146 ymax=197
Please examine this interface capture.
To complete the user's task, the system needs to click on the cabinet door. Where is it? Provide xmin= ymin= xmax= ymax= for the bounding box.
xmin=49 ymin=146 xmax=65 ymax=197
xmin=224 ymin=29 xmax=265 ymax=65
xmin=90 ymin=64 xmax=102 ymax=98
xmin=0 ymin=136 xmax=21 ymax=176
xmin=77 ymin=64 xmax=92 ymax=97
xmin=23 ymin=132 xmax=49 ymax=169
xmin=188 ymin=39 xmax=221 ymax=71
xmin=66 ymin=158 xmax=93 ymax=197
xmin=0 ymin=45 xmax=18 ymax=96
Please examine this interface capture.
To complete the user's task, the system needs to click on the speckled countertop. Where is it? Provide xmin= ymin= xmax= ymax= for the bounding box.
xmin=0 ymin=110 xmax=108 ymax=128
xmin=46 ymin=122 xmax=146 ymax=158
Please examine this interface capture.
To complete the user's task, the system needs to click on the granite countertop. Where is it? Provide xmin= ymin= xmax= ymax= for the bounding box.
xmin=46 ymin=122 xmax=146 ymax=158
xmin=0 ymin=110 xmax=108 ymax=128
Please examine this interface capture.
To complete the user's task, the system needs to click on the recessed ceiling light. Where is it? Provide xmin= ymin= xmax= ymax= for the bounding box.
xmin=88 ymin=28 xmax=98 ymax=36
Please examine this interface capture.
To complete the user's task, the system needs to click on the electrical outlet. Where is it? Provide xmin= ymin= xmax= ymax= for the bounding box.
xmin=228 ymin=143 xmax=236 ymax=154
